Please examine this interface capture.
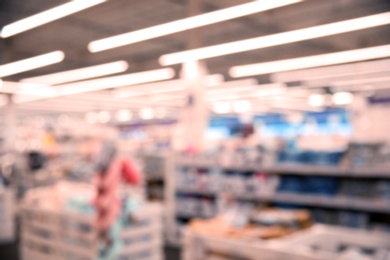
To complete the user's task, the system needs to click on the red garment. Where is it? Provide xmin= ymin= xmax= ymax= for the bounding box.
xmin=94 ymin=157 xmax=140 ymax=231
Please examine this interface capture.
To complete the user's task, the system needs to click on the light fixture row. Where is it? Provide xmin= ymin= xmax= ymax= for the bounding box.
xmin=308 ymin=92 xmax=354 ymax=107
xmin=0 ymin=0 xmax=388 ymax=109
xmin=85 ymin=107 xmax=170 ymax=124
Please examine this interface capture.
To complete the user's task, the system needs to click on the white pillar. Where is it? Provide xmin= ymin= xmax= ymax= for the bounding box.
xmin=174 ymin=0 xmax=209 ymax=152
xmin=3 ymin=94 xmax=17 ymax=152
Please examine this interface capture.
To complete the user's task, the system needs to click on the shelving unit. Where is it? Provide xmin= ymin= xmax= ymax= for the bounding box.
xmin=170 ymin=154 xmax=390 ymax=244
xmin=137 ymin=151 xmax=172 ymax=202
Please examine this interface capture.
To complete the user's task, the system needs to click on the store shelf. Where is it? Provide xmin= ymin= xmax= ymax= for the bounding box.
xmin=238 ymin=193 xmax=390 ymax=214
xmin=176 ymin=187 xmax=217 ymax=196
xmin=176 ymin=184 xmax=390 ymax=214
xmin=351 ymin=166 xmax=390 ymax=178
xmin=265 ymin=164 xmax=348 ymax=176
xmin=176 ymin=158 xmax=390 ymax=178
xmin=176 ymin=211 xmax=214 ymax=219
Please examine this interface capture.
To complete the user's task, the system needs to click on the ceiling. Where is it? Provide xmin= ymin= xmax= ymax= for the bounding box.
xmin=0 ymin=0 xmax=390 ymax=119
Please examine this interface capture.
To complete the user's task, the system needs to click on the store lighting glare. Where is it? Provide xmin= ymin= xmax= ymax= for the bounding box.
xmin=18 ymin=68 xmax=175 ymax=101
xmin=160 ymin=12 xmax=390 ymax=66
xmin=88 ymin=0 xmax=301 ymax=52
xmin=155 ymin=108 xmax=168 ymax=119
xmin=233 ymin=100 xmax=251 ymax=113
xmin=115 ymin=78 xmax=254 ymax=99
xmin=85 ymin=112 xmax=98 ymax=124
xmin=116 ymin=109 xmax=132 ymax=122
xmin=0 ymin=0 xmax=106 ymax=38
xmin=140 ymin=108 xmax=154 ymax=120
xmin=332 ymin=76 xmax=390 ymax=87
xmin=332 ymin=92 xmax=354 ymax=105
xmin=230 ymin=44 xmax=390 ymax=77
xmin=272 ymin=59 xmax=390 ymax=83
xmin=308 ymin=94 xmax=326 ymax=107
xmin=98 ymin=111 xmax=111 ymax=123
xmin=21 ymin=61 xmax=128 ymax=85
xmin=205 ymin=74 xmax=225 ymax=86
xmin=0 ymin=51 xmax=64 ymax=78
xmin=213 ymin=101 xmax=231 ymax=114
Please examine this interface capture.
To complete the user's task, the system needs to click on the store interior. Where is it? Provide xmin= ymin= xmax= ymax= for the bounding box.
xmin=1 ymin=0 xmax=390 ymax=259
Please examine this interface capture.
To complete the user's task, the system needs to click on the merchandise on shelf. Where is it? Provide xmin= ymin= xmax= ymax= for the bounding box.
xmin=277 ymin=150 xmax=346 ymax=166
xmin=176 ymin=166 xmax=279 ymax=196
xmin=311 ymin=209 xmax=369 ymax=229
xmin=176 ymin=195 xmax=217 ymax=218
xmin=277 ymin=175 xmax=340 ymax=196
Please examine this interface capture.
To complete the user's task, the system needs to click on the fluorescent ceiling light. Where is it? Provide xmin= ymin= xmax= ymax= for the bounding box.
xmin=308 ymin=94 xmax=326 ymax=107
xmin=332 ymin=76 xmax=390 ymax=86
xmin=115 ymin=78 xmax=256 ymax=99
xmin=334 ymin=82 xmax=390 ymax=93
xmin=271 ymin=59 xmax=390 ymax=82
xmin=205 ymin=74 xmax=224 ymax=86
xmin=149 ymin=95 xmax=186 ymax=102
xmin=0 ymin=51 xmax=64 ymax=78
xmin=114 ymin=79 xmax=184 ymax=98
xmin=1 ymin=0 xmax=106 ymax=38
xmin=160 ymin=12 xmax=390 ymax=66
xmin=88 ymin=0 xmax=301 ymax=52
xmin=117 ymin=86 xmax=185 ymax=99
xmin=140 ymin=108 xmax=154 ymax=120
xmin=213 ymin=102 xmax=231 ymax=114
xmin=116 ymin=109 xmax=132 ymax=122
xmin=85 ymin=112 xmax=98 ymax=124
xmin=208 ymin=86 xmax=256 ymax=95
xmin=19 ymin=68 xmax=175 ymax=101
xmin=230 ymin=44 xmax=390 ymax=77
xmin=208 ymin=83 xmax=286 ymax=101
xmin=97 ymin=111 xmax=111 ymax=123
xmin=21 ymin=61 xmax=128 ymax=85
xmin=233 ymin=100 xmax=251 ymax=113
xmin=332 ymin=92 xmax=354 ymax=105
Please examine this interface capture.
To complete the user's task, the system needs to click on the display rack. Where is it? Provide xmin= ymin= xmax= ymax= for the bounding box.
xmin=137 ymin=151 xmax=172 ymax=202
xmin=170 ymin=154 xmax=390 ymax=244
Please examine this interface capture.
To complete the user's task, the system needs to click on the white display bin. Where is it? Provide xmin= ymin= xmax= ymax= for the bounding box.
xmin=182 ymin=229 xmax=317 ymax=260
xmin=276 ymin=224 xmax=390 ymax=260
xmin=183 ymin=225 xmax=390 ymax=260
xmin=19 ymin=185 xmax=163 ymax=260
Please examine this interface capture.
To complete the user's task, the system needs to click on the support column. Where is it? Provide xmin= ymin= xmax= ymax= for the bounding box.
xmin=2 ymin=39 xmax=17 ymax=153
xmin=175 ymin=0 xmax=209 ymax=152
xmin=3 ymin=94 xmax=16 ymax=152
